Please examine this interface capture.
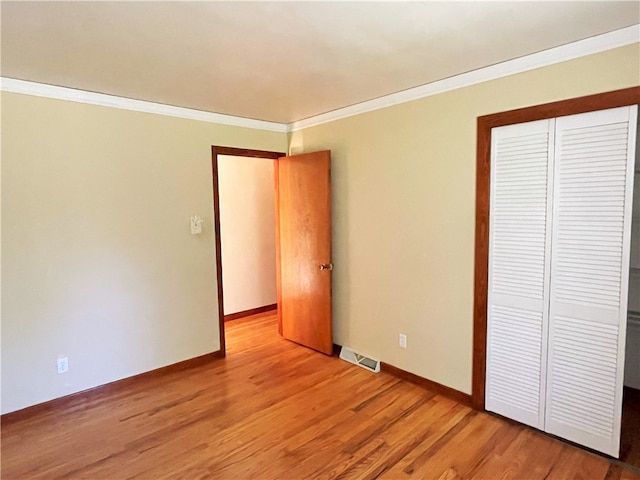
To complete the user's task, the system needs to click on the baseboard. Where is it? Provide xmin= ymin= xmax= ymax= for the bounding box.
xmin=380 ymin=362 xmax=473 ymax=408
xmin=1 ymin=350 xmax=223 ymax=426
xmin=224 ymin=303 xmax=277 ymax=322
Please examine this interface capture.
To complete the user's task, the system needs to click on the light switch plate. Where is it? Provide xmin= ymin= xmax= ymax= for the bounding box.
xmin=190 ymin=215 xmax=203 ymax=234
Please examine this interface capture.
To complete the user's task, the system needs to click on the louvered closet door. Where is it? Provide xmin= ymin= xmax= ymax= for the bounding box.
xmin=486 ymin=119 xmax=555 ymax=429
xmin=545 ymin=105 xmax=638 ymax=457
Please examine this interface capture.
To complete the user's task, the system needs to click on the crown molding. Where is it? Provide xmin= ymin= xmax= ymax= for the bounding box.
xmin=288 ymin=25 xmax=640 ymax=132
xmin=0 ymin=78 xmax=288 ymax=133
xmin=1 ymin=25 xmax=637 ymax=134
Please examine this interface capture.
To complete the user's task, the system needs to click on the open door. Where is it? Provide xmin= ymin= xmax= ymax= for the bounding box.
xmin=275 ymin=150 xmax=333 ymax=355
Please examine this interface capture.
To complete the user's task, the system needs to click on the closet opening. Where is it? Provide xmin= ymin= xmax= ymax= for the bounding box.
xmin=472 ymin=86 xmax=640 ymax=463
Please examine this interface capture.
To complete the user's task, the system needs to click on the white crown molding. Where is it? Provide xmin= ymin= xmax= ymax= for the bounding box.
xmin=0 ymin=78 xmax=288 ymax=133
xmin=1 ymin=25 xmax=637 ymax=134
xmin=288 ymin=25 xmax=640 ymax=132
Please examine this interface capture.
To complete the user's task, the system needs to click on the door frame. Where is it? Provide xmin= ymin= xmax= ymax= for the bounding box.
xmin=472 ymin=86 xmax=640 ymax=410
xmin=211 ymin=146 xmax=286 ymax=357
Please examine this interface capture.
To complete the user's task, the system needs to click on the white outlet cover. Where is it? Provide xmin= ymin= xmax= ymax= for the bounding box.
xmin=57 ymin=357 xmax=69 ymax=374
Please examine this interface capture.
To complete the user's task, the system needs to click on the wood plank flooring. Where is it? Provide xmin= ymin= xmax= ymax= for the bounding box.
xmin=2 ymin=311 xmax=639 ymax=479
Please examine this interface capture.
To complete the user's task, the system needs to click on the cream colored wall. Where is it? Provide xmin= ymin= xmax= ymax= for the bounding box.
xmin=2 ymin=44 xmax=638 ymax=414
xmin=218 ymin=155 xmax=277 ymax=314
xmin=289 ymin=43 xmax=640 ymax=395
xmin=1 ymin=92 xmax=286 ymax=414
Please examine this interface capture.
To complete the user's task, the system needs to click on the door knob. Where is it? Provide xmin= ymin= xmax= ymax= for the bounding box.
xmin=319 ymin=263 xmax=333 ymax=271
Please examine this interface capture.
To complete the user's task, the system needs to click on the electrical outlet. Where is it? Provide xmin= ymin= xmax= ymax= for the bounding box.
xmin=399 ymin=333 xmax=407 ymax=349
xmin=57 ymin=357 xmax=69 ymax=374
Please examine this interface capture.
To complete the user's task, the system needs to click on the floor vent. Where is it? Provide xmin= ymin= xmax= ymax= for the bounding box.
xmin=339 ymin=347 xmax=380 ymax=373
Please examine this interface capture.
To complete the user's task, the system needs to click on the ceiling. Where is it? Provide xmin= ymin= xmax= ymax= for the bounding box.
xmin=1 ymin=1 xmax=638 ymax=124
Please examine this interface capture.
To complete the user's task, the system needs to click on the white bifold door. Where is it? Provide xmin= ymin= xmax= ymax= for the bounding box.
xmin=486 ymin=105 xmax=638 ymax=457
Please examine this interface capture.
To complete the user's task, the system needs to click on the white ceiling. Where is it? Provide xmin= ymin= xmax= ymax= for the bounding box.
xmin=1 ymin=1 xmax=638 ymax=124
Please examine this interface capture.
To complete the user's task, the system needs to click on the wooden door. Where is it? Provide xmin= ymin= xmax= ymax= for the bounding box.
xmin=275 ymin=150 xmax=332 ymax=355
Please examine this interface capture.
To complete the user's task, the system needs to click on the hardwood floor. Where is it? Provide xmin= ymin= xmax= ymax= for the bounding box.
xmin=2 ymin=311 xmax=639 ymax=479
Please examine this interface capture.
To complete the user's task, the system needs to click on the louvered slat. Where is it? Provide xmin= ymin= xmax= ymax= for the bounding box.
xmin=486 ymin=120 xmax=553 ymax=429
xmin=548 ymin=316 xmax=618 ymax=437
xmin=488 ymin=305 xmax=543 ymax=413
xmin=545 ymin=106 xmax=637 ymax=457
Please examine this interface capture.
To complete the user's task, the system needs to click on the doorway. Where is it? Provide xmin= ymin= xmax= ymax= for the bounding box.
xmin=212 ymin=147 xmax=334 ymax=357
xmin=211 ymin=147 xmax=285 ymax=356
xmin=472 ymin=86 xmax=640 ymax=463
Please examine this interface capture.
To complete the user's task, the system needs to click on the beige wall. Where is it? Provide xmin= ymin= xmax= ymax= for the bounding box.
xmin=289 ymin=43 xmax=640 ymax=395
xmin=1 ymin=93 xmax=286 ymax=413
xmin=2 ymin=43 xmax=638 ymax=414
xmin=219 ymin=155 xmax=277 ymax=315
